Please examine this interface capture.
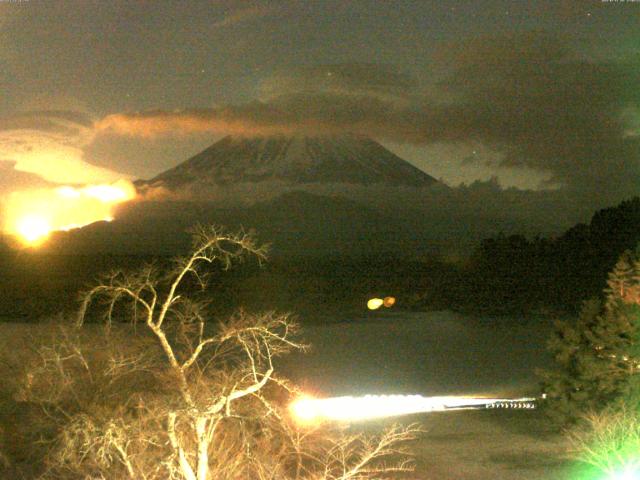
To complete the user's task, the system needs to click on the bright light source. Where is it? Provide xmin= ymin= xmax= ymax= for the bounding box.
xmin=15 ymin=215 xmax=52 ymax=245
xmin=5 ymin=180 xmax=136 ymax=246
xmin=608 ymin=465 xmax=640 ymax=480
xmin=383 ymin=296 xmax=396 ymax=307
xmin=367 ymin=298 xmax=384 ymax=310
xmin=84 ymin=183 xmax=133 ymax=202
xmin=290 ymin=396 xmax=321 ymax=423
xmin=290 ymin=394 xmax=536 ymax=423
xmin=56 ymin=186 xmax=81 ymax=198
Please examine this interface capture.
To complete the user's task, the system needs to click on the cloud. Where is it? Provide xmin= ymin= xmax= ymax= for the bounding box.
xmin=0 ymin=111 xmax=128 ymax=185
xmin=94 ymin=63 xmax=425 ymax=138
xmin=0 ymin=162 xmax=53 ymax=195
xmin=0 ymin=110 xmax=93 ymax=137
xmin=258 ymin=64 xmax=419 ymax=104
xmin=96 ymin=107 xmax=293 ymax=138
xmin=213 ymin=5 xmax=274 ymax=28
xmin=95 ymin=36 xmax=640 ymax=202
xmin=429 ymin=32 xmax=640 ymax=199
xmin=95 ymin=95 xmax=405 ymax=139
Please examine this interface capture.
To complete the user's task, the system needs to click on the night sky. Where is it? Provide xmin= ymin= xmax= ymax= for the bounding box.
xmin=0 ymin=0 xmax=639 ymax=200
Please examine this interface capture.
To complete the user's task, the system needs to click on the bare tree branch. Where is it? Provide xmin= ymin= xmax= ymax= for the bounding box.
xmin=20 ymin=226 xmax=419 ymax=480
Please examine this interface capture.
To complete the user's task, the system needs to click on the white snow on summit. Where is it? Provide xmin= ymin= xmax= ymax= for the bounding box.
xmin=144 ymin=134 xmax=437 ymax=189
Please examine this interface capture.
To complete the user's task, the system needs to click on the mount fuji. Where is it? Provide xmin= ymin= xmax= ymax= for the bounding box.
xmin=47 ymin=134 xmax=455 ymax=256
xmin=141 ymin=134 xmax=437 ymax=191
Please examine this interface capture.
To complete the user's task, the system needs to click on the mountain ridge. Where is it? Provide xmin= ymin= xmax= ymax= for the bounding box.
xmin=141 ymin=134 xmax=437 ymax=189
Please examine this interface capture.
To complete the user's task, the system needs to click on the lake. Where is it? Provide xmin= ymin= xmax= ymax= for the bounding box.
xmin=279 ymin=310 xmax=557 ymax=398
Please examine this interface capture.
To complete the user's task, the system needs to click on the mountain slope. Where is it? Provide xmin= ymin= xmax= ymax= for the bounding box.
xmin=44 ymin=191 xmax=434 ymax=257
xmin=143 ymin=134 xmax=437 ymax=189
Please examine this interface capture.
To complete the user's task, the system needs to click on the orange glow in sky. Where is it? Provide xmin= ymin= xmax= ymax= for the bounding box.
xmin=3 ymin=180 xmax=136 ymax=246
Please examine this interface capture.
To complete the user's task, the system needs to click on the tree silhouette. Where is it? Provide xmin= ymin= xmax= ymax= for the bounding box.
xmin=540 ymin=247 xmax=640 ymax=425
xmin=17 ymin=226 xmax=420 ymax=479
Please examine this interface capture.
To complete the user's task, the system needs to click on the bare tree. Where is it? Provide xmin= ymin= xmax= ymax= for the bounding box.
xmin=18 ymin=226 xmax=419 ymax=479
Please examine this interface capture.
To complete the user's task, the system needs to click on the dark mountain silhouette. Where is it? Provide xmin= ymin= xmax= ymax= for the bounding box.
xmin=42 ymin=191 xmax=435 ymax=257
xmin=141 ymin=134 xmax=437 ymax=190
xmin=40 ymin=134 xmax=446 ymax=256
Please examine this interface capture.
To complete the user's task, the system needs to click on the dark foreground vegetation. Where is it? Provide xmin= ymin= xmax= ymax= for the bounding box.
xmin=535 ymin=243 xmax=640 ymax=478
xmin=459 ymin=197 xmax=640 ymax=315
xmin=2 ymin=197 xmax=639 ymax=321
xmin=0 ymin=226 xmax=419 ymax=479
xmin=0 ymin=200 xmax=639 ymax=477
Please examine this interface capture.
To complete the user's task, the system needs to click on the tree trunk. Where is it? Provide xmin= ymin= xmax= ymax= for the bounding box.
xmin=196 ymin=416 xmax=209 ymax=480
xmin=168 ymin=412 xmax=197 ymax=480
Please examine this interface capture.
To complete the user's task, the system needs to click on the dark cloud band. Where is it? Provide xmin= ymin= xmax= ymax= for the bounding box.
xmin=95 ymin=35 xmax=640 ymax=202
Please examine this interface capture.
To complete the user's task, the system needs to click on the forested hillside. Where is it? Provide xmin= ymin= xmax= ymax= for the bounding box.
xmin=450 ymin=197 xmax=640 ymax=314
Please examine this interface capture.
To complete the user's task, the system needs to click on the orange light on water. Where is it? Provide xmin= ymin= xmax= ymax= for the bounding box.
xmin=367 ymin=298 xmax=384 ymax=310
xmin=367 ymin=297 xmax=396 ymax=310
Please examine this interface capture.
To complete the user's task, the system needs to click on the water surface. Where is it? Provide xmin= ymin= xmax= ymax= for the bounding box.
xmin=279 ymin=311 xmax=556 ymax=397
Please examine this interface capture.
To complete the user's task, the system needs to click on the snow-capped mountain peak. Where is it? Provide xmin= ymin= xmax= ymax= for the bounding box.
xmin=145 ymin=134 xmax=437 ymax=188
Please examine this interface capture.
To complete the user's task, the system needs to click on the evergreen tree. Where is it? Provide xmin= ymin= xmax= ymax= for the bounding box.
xmin=605 ymin=252 xmax=634 ymax=301
xmin=540 ymin=248 xmax=640 ymax=425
